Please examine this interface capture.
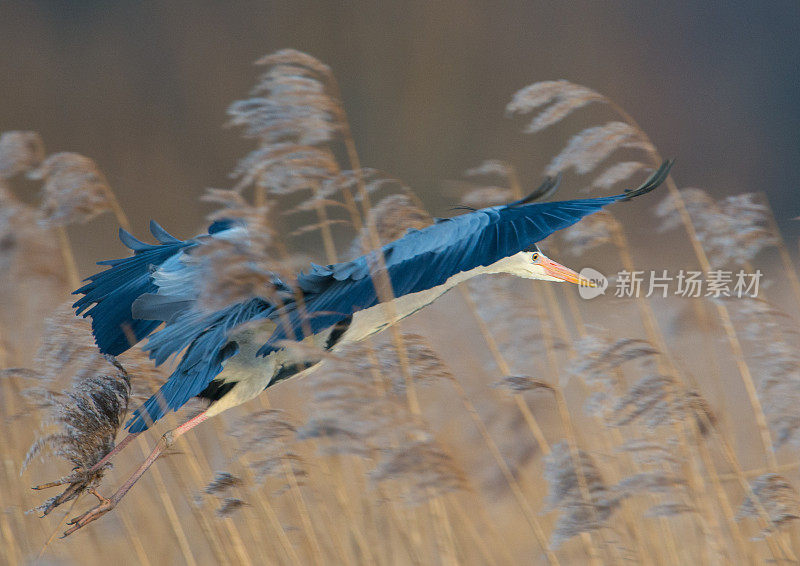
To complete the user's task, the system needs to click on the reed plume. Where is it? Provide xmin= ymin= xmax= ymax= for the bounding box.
xmin=589 ymin=161 xmax=649 ymax=192
xmin=0 ymin=186 xmax=62 ymax=280
xmin=198 ymin=472 xmax=248 ymax=518
xmin=506 ymin=80 xmax=606 ymax=133
xmin=191 ymin=188 xmax=293 ymax=311
xmin=5 ymin=47 xmax=800 ymax=565
xmin=0 ymin=130 xmax=45 ymax=181
xmin=30 ymin=152 xmax=115 ymax=227
xmin=545 ymin=122 xmax=655 ymax=177
xmin=467 ymin=275 xmax=557 ymax=371
xmin=299 ymin=341 xmax=464 ymax=503
xmin=349 ymin=193 xmax=430 ymax=256
xmin=655 ymin=188 xmax=777 ymax=268
xmin=733 ymin=297 xmax=800 ymax=447
xmin=370 ymin=435 xmax=466 ymax=505
xmin=457 ymin=185 xmax=514 ymax=209
xmin=25 ymin=356 xmax=131 ymax=515
xmin=737 ymin=474 xmax=800 ymax=538
xmin=464 ymin=159 xmax=515 ymax=180
xmin=543 ymin=441 xmax=618 ymax=548
xmin=34 ymin=302 xmax=165 ymax=401
xmin=560 ymin=211 xmax=619 ymax=256
xmin=227 ymin=50 xmax=341 ymax=145
xmin=372 ymin=332 xmax=453 ymax=392
xmin=229 ymin=409 xmax=305 ymax=484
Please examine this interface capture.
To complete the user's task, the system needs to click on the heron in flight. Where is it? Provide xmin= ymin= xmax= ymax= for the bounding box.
xmin=42 ymin=160 xmax=672 ymax=534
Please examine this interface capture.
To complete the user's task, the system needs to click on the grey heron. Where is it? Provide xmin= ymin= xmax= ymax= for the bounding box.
xmin=40 ymin=160 xmax=672 ymax=535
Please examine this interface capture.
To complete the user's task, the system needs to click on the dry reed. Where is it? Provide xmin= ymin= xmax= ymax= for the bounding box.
xmin=4 ymin=51 xmax=800 ymax=566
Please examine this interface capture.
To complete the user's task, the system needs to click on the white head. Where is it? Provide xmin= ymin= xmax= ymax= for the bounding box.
xmin=497 ymin=246 xmax=596 ymax=286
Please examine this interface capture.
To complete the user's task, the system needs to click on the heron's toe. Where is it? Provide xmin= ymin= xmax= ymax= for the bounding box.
xmin=63 ymin=500 xmax=115 ymax=537
xmin=32 ymin=468 xmax=88 ymax=491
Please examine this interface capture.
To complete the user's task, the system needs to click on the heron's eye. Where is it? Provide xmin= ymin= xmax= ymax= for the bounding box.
xmin=531 ymin=252 xmax=539 ymax=262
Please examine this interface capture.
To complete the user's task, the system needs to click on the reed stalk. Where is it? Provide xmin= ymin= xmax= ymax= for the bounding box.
xmin=110 ymin=186 xmax=245 ymax=565
xmin=102 ymin=185 xmax=131 ymax=233
xmin=258 ymin=392 xmax=372 ymax=564
xmin=609 ymin=101 xmax=779 ymax=472
xmin=298 ymin=179 xmax=436 ymax=564
xmin=260 ymin=179 xmax=377 ymax=563
xmin=458 ymin=284 xmax=617 ymax=563
xmin=578 ymin=224 xmax=732 ymax=562
xmin=448 ymin=495 xmax=504 ymax=566
xmin=698 ymin=410 xmax=795 ymax=562
xmin=555 ymin=220 xmax=789 ymax=562
xmin=451 ymin=164 xmax=614 ymax=561
xmin=694 ymin=425 xmax=752 ymax=563
xmin=0 ymin=512 xmax=20 ymax=566
xmin=56 ymin=226 xmax=80 ymax=290
xmin=312 ymin=184 xmax=339 ymax=264
xmin=11 ymin=50 xmax=800 ymax=566
xmin=0 ymin=328 xmax=9 ymax=367
xmin=759 ymin=192 xmax=800 ymax=306
xmin=457 ymin=286 xmax=550 ymax=451
xmin=329 ymin=76 xmax=465 ymax=564
xmin=282 ymin=458 xmax=325 ymax=566
xmin=110 ymin=172 xmax=244 ymax=562
xmin=531 ymin=287 xmax=651 ymax=565
xmin=532 ymin=236 xmax=685 ymax=563
xmin=0 ymin=379 xmax=26 ymax=564
xmin=447 ymin=374 xmax=560 ymax=564
xmin=166 ymin=425 xmax=247 ymax=564
xmin=224 ymin=444 xmax=304 ymax=565
xmin=133 ymin=438 xmax=199 ymax=566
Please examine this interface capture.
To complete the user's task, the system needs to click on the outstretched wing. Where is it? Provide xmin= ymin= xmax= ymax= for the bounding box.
xmin=126 ymin=298 xmax=273 ymax=432
xmin=73 ymin=221 xmax=197 ymax=355
xmin=259 ymin=160 xmax=672 ymax=354
xmin=123 ymin=222 xmax=286 ymax=431
xmin=73 ymin=220 xmax=280 ymax=432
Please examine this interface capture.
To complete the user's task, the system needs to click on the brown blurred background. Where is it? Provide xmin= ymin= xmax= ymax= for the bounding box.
xmin=3 ymin=5 xmax=800 ymax=563
xmin=1 ymin=1 xmax=799 ymax=272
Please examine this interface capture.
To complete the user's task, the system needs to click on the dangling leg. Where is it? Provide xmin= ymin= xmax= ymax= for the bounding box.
xmin=33 ymin=432 xmax=140 ymax=494
xmin=86 ymin=432 xmax=140 ymax=473
xmin=62 ymin=411 xmax=209 ymax=536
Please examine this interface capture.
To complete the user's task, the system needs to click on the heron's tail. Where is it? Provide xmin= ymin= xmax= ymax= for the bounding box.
xmin=73 ymin=221 xmax=194 ymax=356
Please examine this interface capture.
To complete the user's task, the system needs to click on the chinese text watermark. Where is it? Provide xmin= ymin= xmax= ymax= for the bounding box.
xmin=578 ymin=268 xmax=762 ymax=300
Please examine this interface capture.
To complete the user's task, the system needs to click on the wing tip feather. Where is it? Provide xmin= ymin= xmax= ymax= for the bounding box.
xmin=620 ymin=159 xmax=674 ymax=201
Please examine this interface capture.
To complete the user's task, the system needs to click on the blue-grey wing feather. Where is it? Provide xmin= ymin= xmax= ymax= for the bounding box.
xmin=258 ymin=193 xmax=625 ymax=355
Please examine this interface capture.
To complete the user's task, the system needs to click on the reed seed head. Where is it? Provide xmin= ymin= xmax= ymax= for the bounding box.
xmin=546 ymin=122 xmax=654 ymax=177
xmin=227 ymin=51 xmax=342 ymax=145
xmin=590 ymin=161 xmax=648 ymax=192
xmin=737 ymin=474 xmax=800 ymax=536
xmin=32 ymin=152 xmax=114 ymax=227
xmin=544 ymin=441 xmax=618 ymax=547
xmin=561 ymin=210 xmax=619 ymax=255
xmin=370 ymin=437 xmax=466 ymax=505
xmin=506 ymin=80 xmax=606 ymax=133
xmin=0 ymin=130 xmax=45 ymax=179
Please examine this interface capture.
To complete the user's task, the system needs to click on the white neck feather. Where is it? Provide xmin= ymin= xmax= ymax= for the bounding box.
xmin=338 ymin=252 xmax=557 ymax=344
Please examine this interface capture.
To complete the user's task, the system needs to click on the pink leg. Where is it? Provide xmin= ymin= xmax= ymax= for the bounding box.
xmin=62 ymin=411 xmax=209 ymax=537
xmin=87 ymin=432 xmax=139 ymax=473
xmin=33 ymin=432 xmax=140 ymax=492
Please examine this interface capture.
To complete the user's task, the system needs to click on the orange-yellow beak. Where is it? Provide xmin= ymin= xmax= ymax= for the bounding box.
xmin=540 ymin=256 xmax=597 ymax=287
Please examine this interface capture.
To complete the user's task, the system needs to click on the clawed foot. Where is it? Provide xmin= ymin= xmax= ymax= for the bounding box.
xmin=33 ymin=467 xmax=91 ymax=491
xmin=34 ymin=468 xmax=120 ymax=535
xmin=62 ymin=493 xmax=116 ymax=537
xmin=31 ymin=468 xmax=99 ymax=517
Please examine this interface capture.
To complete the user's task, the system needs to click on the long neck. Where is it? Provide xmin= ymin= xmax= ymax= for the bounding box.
xmin=340 ymin=259 xmax=518 ymax=345
xmin=404 ymin=253 xmax=528 ymax=308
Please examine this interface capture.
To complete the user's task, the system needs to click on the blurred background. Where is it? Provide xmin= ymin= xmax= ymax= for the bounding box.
xmin=2 ymin=1 xmax=799 ymax=272
xmin=3 ymin=3 xmax=800 ymax=564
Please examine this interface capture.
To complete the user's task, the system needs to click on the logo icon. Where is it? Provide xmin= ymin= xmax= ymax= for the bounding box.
xmin=578 ymin=267 xmax=607 ymax=299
